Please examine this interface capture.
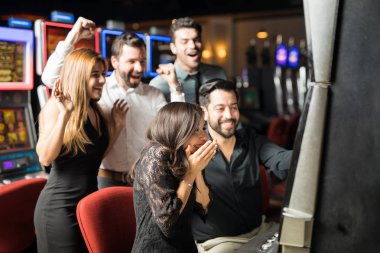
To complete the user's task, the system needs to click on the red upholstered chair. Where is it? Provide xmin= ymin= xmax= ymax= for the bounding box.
xmin=267 ymin=116 xmax=288 ymax=148
xmin=76 ymin=186 xmax=136 ymax=253
xmin=284 ymin=112 xmax=301 ymax=149
xmin=0 ymin=178 xmax=47 ymax=253
xmin=259 ymin=165 xmax=270 ymax=215
xmin=260 ymin=165 xmax=286 ymax=222
xmin=266 ymin=113 xmax=300 ymax=213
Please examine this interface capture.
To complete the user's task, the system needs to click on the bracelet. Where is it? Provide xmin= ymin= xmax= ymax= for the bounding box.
xmin=182 ymin=180 xmax=193 ymax=189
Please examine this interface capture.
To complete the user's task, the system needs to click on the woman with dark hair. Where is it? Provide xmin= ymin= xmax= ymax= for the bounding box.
xmin=130 ymin=102 xmax=217 ymax=253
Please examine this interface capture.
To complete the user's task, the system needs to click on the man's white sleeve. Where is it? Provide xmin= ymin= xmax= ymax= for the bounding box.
xmin=170 ymin=92 xmax=185 ymax=102
xmin=41 ymin=41 xmax=74 ymax=88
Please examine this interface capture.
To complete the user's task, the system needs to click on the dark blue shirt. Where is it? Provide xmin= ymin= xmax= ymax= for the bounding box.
xmin=192 ymin=126 xmax=292 ymax=241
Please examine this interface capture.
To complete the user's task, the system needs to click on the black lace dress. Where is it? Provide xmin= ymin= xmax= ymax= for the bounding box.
xmin=132 ymin=144 xmax=199 ymax=253
xmin=34 ymin=112 xmax=109 ymax=253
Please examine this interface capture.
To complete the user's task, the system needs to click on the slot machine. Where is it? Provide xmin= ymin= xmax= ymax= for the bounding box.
xmin=296 ymin=39 xmax=308 ymax=110
xmin=273 ymin=35 xmax=287 ymax=116
xmin=34 ymin=14 xmax=97 ymax=107
xmin=0 ymin=26 xmax=44 ymax=184
xmin=237 ymin=0 xmax=380 ymax=252
xmin=281 ymin=0 xmax=380 ymax=252
xmin=96 ymin=28 xmax=145 ymax=76
xmin=285 ymin=37 xmax=300 ymax=114
xmin=145 ymin=34 xmax=175 ymax=78
xmin=240 ymin=38 xmax=260 ymax=111
xmin=260 ymin=40 xmax=278 ymax=117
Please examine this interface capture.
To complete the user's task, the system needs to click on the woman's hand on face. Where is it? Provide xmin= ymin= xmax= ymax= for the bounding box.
xmin=186 ymin=140 xmax=218 ymax=174
xmin=111 ymin=99 xmax=128 ymax=128
xmin=53 ymin=79 xmax=73 ymax=116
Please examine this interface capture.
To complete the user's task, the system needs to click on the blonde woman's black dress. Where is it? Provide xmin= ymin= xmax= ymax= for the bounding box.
xmin=34 ymin=114 xmax=108 ymax=253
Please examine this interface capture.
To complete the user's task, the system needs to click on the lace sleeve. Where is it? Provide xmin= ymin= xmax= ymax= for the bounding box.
xmin=136 ymin=145 xmax=184 ymax=238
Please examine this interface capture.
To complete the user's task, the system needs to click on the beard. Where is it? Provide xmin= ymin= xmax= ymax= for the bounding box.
xmin=208 ymin=119 xmax=237 ymax=139
xmin=119 ymin=71 xmax=141 ymax=89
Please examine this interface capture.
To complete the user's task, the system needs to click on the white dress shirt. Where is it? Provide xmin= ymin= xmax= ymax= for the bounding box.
xmin=99 ymin=73 xmax=167 ymax=172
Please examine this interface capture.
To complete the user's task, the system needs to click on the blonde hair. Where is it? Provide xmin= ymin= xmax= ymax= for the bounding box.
xmin=60 ymin=48 xmax=106 ymax=155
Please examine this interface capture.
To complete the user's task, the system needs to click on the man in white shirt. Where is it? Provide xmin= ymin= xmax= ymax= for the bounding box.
xmin=41 ymin=17 xmax=185 ymax=188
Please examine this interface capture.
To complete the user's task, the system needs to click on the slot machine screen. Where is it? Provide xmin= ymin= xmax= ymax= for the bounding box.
xmin=44 ymin=22 xmax=95 ymax=67
xmin=99 ymin=29 xmax=145 ymax=76
xmin=0 ymin=27 xmax=34 ymax=90
xmin=0 ymin=108 xmax=31 ymax=153
xmin=0 ymin=41 xmax=24 ymax=82
xmin=287 ymin=45 xmax=300 ymax=69
xmin=0 ymin=107 xmax=41 ymax=177
xmin=147 ymin=35 xmax=175 ymax=77
xmin=275 ymin=43 xmax=288 ymax=67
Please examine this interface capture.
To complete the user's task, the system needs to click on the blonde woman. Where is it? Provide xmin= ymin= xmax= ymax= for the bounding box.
xmin=34 ymin=48 xmax=127 ymax=253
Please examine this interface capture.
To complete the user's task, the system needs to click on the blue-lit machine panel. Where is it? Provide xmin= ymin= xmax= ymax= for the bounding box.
xmin=50 ymin=10 xmax=75 ymax=24
xmin=287 ymin=45 xmax=300 ymax=69
xmin=146 ymin=34 xmax=175 ymax=77
xmin=8 ymin=18 xmax=33 ymax=29
xmin=275 ymin=43 xmax=288 ymax=67
xmin=0 ymin=151 xmax=40 ymax=176
xmin=0 ymin=101 xmax=42 ymax=182
xmin=99 ymin=29 xmax=145 ymax=76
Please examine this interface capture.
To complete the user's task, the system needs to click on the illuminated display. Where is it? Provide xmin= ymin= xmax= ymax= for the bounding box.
xmin=0 ymin=41 xmax=24 ymax=82
xmin=0 ymin=108 xmax=30 ymax=153
xmin=0 ymin=27 xmax=34 ymax=90
xmin=147 ymin=35 xmax=175 ymax=77
xmin=2 ymin=161 xmax=14 ymax=170
xmin=44 ymin=22 xmax=95 ymax=67
xmin=287 ymin=45 xmax=300 ymax=69
xmin=275 ymin=43 xmax=288 ymax=67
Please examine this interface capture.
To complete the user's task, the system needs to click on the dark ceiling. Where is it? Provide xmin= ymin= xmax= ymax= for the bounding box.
xmin=1 ymin=0 xmax=302 ymax=25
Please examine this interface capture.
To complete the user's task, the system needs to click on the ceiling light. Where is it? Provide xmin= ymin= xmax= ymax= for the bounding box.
xmin=257 ymin=30 xmax=268 ymax=39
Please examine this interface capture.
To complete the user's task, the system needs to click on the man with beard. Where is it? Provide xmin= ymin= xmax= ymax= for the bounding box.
xmin=150 ymin=17 xmax=227 ymax=103
xmin=192 ymin=79 xmax=292 ymax=253
xmin=41 ymin=17 xmax=185 ymax=188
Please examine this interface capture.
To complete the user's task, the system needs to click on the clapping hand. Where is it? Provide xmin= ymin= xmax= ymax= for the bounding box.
xmin=111 ymin=99 xmax=128 ymax=129
xmin=53 ymin=79 xmax=73 ymax=115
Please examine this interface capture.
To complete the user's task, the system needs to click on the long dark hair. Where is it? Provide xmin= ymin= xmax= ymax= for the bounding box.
xmin=129 ymin=102 xmax=204 ymax=182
